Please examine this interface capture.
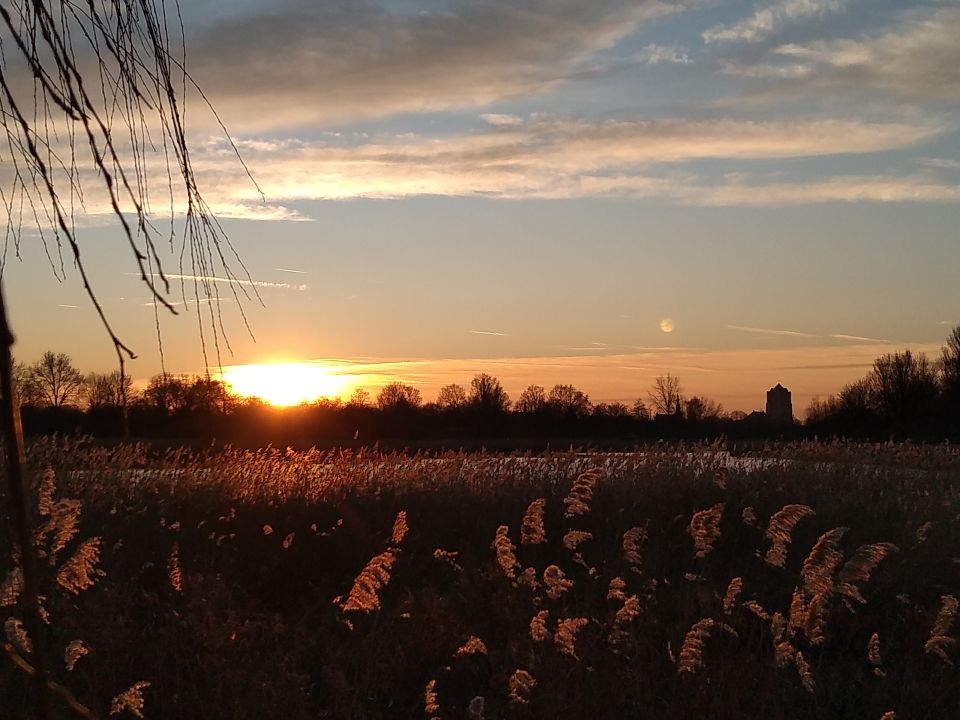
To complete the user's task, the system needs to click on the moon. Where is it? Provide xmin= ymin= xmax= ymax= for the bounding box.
xmin=659 ymin=318 xmax=675 ymax=333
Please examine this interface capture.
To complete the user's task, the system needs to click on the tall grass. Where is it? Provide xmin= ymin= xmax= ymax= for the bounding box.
xmin=2 ymin=438 xmax=958 ymax=719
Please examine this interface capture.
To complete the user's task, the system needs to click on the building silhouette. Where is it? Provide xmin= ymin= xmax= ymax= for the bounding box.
xmin=766 ymin=383 xmax=793 ymax=424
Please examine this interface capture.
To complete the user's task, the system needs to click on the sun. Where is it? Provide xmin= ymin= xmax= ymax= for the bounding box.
xmin=659 ymin=318 xmax=675 ymax=333
xmin=219 ymin=363 xmax=352 ymax=406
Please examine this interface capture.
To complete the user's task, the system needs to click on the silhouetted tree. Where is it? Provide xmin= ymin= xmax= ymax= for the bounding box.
xmin=377 ymin=382 xmax=423 ymax=410
xmin=871 ymin=350 xmax=937 ymax=424
xmin=468 ymin=373 xmax=510 ymax=414
xmin=436 ymin=383 xmax=468 ymax=410
xmin=684 ymin=395 xmax=723 ymax=422
xmin=348 ymin=388 xmax=372 ymax=408
xmin=86 ymin=371 xmax=136 ymax=409
xmin=649 ymin=374 xmax=683 ymax=416
xmin=548 ymin=383 xmax=591 ymax=420
xmin=143 ymin=374 xmax=193 ymax=415
xmin=593 ymin=402 xmax=630 ymax=418
xmin=940 ymin=325 xmax=960 ymax=404
xmin=805 ymin=396 xmax=840 ymax=424
xmin=12 ymin=360 xmax=40 ymax=406
xmin=516 ymin=385 xmax=547 ymax=414
xmin=28 ymin=351 xmax=85 ymax=408
xmin=188 ymin=376 xmax=235 ymax=414
xmin=631 ymin=398 xmax=651 ymax=421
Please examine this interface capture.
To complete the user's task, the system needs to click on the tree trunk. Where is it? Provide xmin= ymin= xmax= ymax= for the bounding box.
xmin=0 ymin=282 xmax=50 ymax=720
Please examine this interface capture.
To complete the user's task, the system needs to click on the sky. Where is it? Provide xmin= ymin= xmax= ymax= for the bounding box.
xmin=2 ymin=0 xmax=959 ymax=413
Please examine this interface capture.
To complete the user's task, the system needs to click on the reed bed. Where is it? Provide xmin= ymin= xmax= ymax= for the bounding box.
xmin=2 ymin=438 xmax=958 ymax=719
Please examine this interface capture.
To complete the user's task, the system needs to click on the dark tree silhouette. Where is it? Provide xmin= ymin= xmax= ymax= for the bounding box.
xmin=593 ymin=401 xmax=630 ymax=418
xmin=871 ymin=350 xmax=937 ymax=424
xmin=684 ymin=395 xmax=723 ymax=422
xmin=548 ymin=383 xmax=592 ymax=420
xmin=436 ymin=383 xmax=468 ymax=410
xmin=649 ymin=374 xmax=683 ymax=416
xmin=12 ymin=359 xmax=39 ymax=406
xmin=516 ymin=384 xmax=547 ymax=414
xmin=143 ymin=373 xmax=194 ymax=415
xmin=86 ymin=371 xmax=136 ymax=409
xmin=468 ymin=373 xmax=510 ymax=415
xmin=377 ymin=382 xmax=423 ymax=410
xmin=348 ymin=387 xmax=372 ymax=408
xmin=28 ymin=351 xmax=85 ymax=408
xmin=940 ymin=325 xmax=960 ymax=404
xmin=631 ymin=398 xmax=651 ymax=421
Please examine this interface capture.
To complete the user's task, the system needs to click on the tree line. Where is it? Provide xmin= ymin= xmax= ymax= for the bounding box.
xmin=10 ymin=325 xmax=960 ymax=445
xmin=806 ymin=325 xmax=960 ymax=440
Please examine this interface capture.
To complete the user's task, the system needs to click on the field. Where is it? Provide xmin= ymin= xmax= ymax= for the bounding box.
xmin=2 ymin=439 xmax=960 ymax=720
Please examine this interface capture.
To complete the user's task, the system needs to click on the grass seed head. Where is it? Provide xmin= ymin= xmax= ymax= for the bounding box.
xmin=521 ymin=499 xmax=547 ymax=545
xmin=689 ymin=503 xmax=724 ymax=559
xmin=765 ymin=504 xmax=815 ymax=567
xmin=492 ymin=526 xmax=519 ymax=580
xmin=110 ymin=680 xmax=150 ymax=718
xmin=508 ymin=669 xmax=536 ymax=705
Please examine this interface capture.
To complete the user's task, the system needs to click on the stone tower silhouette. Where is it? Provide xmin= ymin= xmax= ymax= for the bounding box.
xmin=766 ymin=383 xmax=793 ymax=424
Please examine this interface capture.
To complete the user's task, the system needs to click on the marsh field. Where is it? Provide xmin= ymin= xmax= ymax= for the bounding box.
xmin=2 ymin=439 xmax=959 ymax=720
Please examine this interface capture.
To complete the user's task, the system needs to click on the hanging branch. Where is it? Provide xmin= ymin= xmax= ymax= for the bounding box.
xmin=0 ymin=1 xmax=261 ymax=714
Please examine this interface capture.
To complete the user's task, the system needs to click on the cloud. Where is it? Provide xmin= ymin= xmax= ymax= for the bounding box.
xmin=481 ymin=114 xmax=524 ymax=128
xmin=275 ymin=267 xmax=310 ymax=275
xmin=189 ymin=0 xmax=689 ymax=130
xmin=632 ymin=346 xmax=692 ymax=352
xmin=142 ymin=273 xmax=308 ymax=291
xmin=634 ymin=44 xmax=691 ymax=65
xmin=724 ymin=6 xmax=960 ymax=101
xmin=921 ymin=158 xmax=960 ymax=170
xmin=181 ymin=115 xmax=952 ymax=210
xmin=727 ymin=324 xmax=819 ymax=338
xmin=703 ymin=0 xmax=848 ymax=45
xmin=56 ymin=304 xmax=80 ymax=309
xmin=829 ymin=333 xmax=889 ymax=343
xmin=142 ymin=297 xmax=232 ymax=308
xmin=469 ymin=330 xmax=508 ymax=337
xmin=18 ymin=113 xmax=952 ymax=219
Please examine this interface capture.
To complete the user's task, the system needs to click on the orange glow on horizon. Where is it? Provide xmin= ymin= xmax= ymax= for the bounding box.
xmin=219 ymin=362 xmax=353 ymax=406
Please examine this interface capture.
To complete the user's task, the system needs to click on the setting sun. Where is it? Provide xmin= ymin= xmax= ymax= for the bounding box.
xmin=219 ymin=362 xmax=352 ymax=406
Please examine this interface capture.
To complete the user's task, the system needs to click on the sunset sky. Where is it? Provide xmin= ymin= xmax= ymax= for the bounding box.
xmin=4 ymin=0 xmax=959 ymax=412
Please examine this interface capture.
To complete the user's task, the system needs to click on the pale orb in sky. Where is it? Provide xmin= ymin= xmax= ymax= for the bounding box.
xmin=659 ymin=318 xmax=675 ymax=333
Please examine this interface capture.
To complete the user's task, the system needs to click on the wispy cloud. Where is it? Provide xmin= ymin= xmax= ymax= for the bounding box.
xmin=56 ymin=304 xmax=80 ymax=309
xmin=920 ymin=158 xmax=960 ymax=170
xmin=566 ymin=343 xmax=612 ymax=352
xmin=727 ymin=324 xmax=819 ymax=338
xmin=137 ymin=273 xmax=308 ymax=291
xmin=829 ymin=333 xmax=889 ymax=343
xmin=634 ymin=43 xmax=691 ymax=65
xmin=481 ymin=113 xmax=524 ymax=128
xmin=275 ymin=267 xmax=310 ymax=275
xmin=190 ymin=0 xmax=689 ymax=130
xmin=184 ymin=115 xmax=953 ymax=211
xmin=703 ymin=0 xmax=849 ymax=45
xmin=142 ymin=298 xmax=232 ymax=308
xmin=723 ymin=6 xmax=960 ymax=101
xmin=469 ymin=330 xmax=508 ymax=337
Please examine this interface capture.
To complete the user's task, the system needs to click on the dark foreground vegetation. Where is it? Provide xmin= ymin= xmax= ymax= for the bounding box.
xmin=2 ymin=439 xmax=959 ymax=719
